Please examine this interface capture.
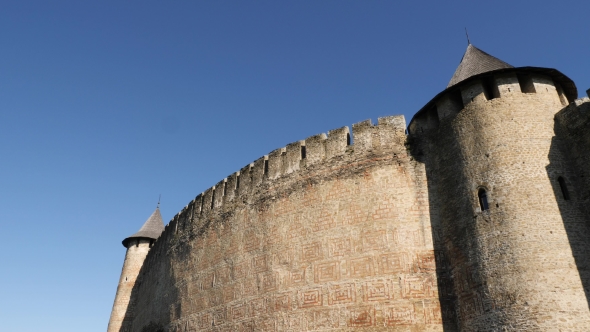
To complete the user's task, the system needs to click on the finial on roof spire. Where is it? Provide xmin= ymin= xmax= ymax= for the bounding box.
xmin=157 ymin=194 xmax=161 ymax=209
xmin=465 ymin=28 xmax=471 ymax=45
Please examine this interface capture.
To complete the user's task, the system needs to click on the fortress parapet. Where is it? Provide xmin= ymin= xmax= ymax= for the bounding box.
xmin=409 ymin=68 xmax=576 ymax=135
xmin=110 ymin=43 xmax=590 ymax=332
xmin=409 ymin=44 xmax=590 ymax=330
xmin=155 ymin=115 xmax=407 ymax=239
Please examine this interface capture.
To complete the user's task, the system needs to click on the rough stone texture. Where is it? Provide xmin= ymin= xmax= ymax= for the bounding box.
xmin=411 ymin=74 xmax=590 ymax=330
xmin=120 ymin=116 xmax=458 ymax=332
xmin=109 ymin=59 xmax=590 ymax=331
xmin=108 ymin=238 xmax=153 ymax=332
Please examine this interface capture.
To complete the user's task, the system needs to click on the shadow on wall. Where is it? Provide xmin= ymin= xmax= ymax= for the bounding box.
xmin=409 ymin=134 xmax=460 ymax=331
xmin=118 ymin=238 xmax=180 ymax=332
xmin=547 ymin=118 xmax=590 ymax=310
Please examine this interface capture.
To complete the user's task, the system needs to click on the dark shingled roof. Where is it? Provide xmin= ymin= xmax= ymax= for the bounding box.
xmin=122 ymin=207 xmax=165 ymax=247
xmin=448 ymin=44 xmax=514 ymax=87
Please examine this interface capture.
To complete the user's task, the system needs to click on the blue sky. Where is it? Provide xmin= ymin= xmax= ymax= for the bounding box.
xmin=0 ymin=1 xmax=588 ymax=331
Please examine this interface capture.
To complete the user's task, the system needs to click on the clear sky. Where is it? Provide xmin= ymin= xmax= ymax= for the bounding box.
xmin=0 ymin=1 xmax=588 ymax=331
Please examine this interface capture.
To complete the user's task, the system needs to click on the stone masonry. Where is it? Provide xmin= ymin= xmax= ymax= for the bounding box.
xmin=108 ymin=44 xmax=590 ymax=331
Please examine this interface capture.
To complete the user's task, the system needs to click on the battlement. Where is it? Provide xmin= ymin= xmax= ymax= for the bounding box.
xmin=409 ymin=69 xmax=574 ymax=135
xmin=143 ymin=114 xmax=407 ymax=259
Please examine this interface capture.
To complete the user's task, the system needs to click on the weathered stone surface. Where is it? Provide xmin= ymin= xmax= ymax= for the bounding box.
xmin=108 ymin=53 xmax=590 ymax=331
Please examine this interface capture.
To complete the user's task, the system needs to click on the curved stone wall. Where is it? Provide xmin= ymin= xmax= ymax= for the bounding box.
xmin=125 ymin=115 xmax=451 ymax=331
xmin=411 ymin=72 xmax=590 ymax=330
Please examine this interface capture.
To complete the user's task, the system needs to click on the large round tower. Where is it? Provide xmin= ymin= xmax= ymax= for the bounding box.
xmin=409 ymin=44 xmax=590 ymax=330
xmin=107 ymin=206 xmax=165 ymax=332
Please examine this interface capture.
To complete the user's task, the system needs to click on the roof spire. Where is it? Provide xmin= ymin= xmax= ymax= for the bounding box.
xmin=122 ymin=204 xmax=165 ymax=247
xmin=465 ymin=28 xmax=471 ymax=45
xmin=447 ymin=44 xmax=514 ymax=87
xmin=157 ymin=194 xmax=161 ymax=209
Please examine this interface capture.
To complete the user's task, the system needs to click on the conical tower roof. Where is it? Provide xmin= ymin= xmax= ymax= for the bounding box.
xmin=447 ymin=44 xmax=514 ymax=87
xmin=122 ymin=207 xmax=165 ymax=247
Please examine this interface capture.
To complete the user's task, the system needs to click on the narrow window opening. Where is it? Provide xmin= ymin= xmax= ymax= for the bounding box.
xmin=264 ymin=159 xmax=269 ymax=175
xmin=125 ymin=277 xmax=128 ymax=281
xmin=236 ymin=175 xmax=240 ymax=190
xmin=558 ymin=177 xmax=570 ymax=200
xmin=211 ymin=189 xmax=215 ymax=209
xmin=478 ymin=188 xmax=489 ymax=211
xmin=136 ymin=239 xmax=139 ymax=247
xmin=301 ymin=145 xmax=306 ymax=159
xmin=517 ymin=73 xmax=536 ymax=93
xmin=346 ymin=133 xmax=351 ymax=146
xmin=482 ymin=77 xmax=499 ymax=100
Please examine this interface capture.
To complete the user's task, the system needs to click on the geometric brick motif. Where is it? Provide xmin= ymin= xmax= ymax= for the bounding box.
xmin=299 ymin=288 xmax=322 ymax=308
xmin=252 ymin=254 xmax=269 ymax=273
xmin=362 ymin=280 xmax=391 ymax=302
xmin=329 ymin=237 xmax=352 ymax=257
xmin=244 ymin=230 xmax=260 ymax=252
xmin=328 ymin=283 xmax=356 ymax=304
xmin=347 ymin=306 xmax=374 ymax=327
xmin=313 ymin=309 xmax=339 ymax=329
xmin=423 ymin=300 xmax=443 ymax=324
xmin=289 ymin=268 xmax=306 ymax=286
xmin=401 ymin=275 xmax=436 ymax=299
xmin=250 ymin=297 xmax=268 ymax=316
xmin=258 ymin=272 xmax=279 ymax=293
xmin=416 ymin=250 xmax=436 ymax=272
xmin=349 ymin=256 xmax=374 ymax=278
xmin=362 ymin=230 xmax=386 ymax=251
xmin=384 ymin=303 xmax=416 ymax=326
xmin=314 ymin=261 xmax=340 ymax=283
xmin=380 ymin=252 xmax=409 ymax=274
xmin=233 ymin=261 xmax=249 ymax=280
xmin=302 ymin=242 xmax=323 ymax=262
xmin=231 ymin=302 xmax=249 ymax=321
xmin=274 ymin=293 xmax=291 ymax=312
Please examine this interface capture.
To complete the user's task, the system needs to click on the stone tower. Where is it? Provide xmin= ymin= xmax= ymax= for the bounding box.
xmin=409 ymin=44 xmax=590 ymax=330
xmin=107 ymin=206 xmax=165 ymax=332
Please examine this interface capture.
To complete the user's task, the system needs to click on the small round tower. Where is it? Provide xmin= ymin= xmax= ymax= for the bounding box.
xmin=107 ymin=206 xmax=164 ymax=332
xmin=409 ymin=44 xmax=590 ymax=330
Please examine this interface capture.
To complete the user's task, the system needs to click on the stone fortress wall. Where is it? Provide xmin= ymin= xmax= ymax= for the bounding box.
xmin=124 ymin=115 xmax=455 ymax=331
xmin=410 ymin=71 xmax=590 ymax=330
xmin=112 ymin=45 xmax=590 ymax=331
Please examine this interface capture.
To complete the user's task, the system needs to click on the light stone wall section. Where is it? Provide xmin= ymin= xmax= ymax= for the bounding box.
xmin=108 ymin=238 xmax=153 ymax=332
xmin=125 ymin=116 xmax=453 ymax=331
xmin=411 ymin=73 xmax=590 ymax=330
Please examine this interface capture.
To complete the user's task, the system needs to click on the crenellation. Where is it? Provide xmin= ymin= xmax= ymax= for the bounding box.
xmin=351 ymin=119 xmax=373 ymax=152
xmin=375 ymin=115 xmax=406 ymax=149
xmin=436 ymin=92 xmax=463 ymax=120
xmin=195 ymin=194 xmax=203 ymax=216
xmin=251 ymin=156 xmax=266 ymax=187
xmin=224 ymin=173 xmax=238 ymax=202
xmin=201 ymin=186 xmax=215 ymax=214
xmin=236 ymin=164 xmax=252 ymax=197
xmin=304 ymin=133 xmax=327 ymax=166
xmin=460 ymin=80 xmax=487 ymax=105
xmin=495 ymin=73 xmax=521 ymax=96
xmin=267 ymin=147 xmax=285 ymax=179
xmin=284 ymin=140 xmax=304 ymax=174
xmin=110 ymin=44 xmax=590 ymax=332
xmin=213 ymin=179 xmax=225 ymax=209
xmin=325 ymin=126 xmax=349 ymax=158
